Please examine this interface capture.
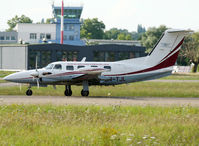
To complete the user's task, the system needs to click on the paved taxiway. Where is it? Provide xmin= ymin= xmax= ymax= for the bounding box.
xmin=0 ymin=96 xmax=199 ymax=107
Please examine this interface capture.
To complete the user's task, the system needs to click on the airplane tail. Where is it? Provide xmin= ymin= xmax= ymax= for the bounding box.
xmin=145 ymin=29 xmax=191 ymax=67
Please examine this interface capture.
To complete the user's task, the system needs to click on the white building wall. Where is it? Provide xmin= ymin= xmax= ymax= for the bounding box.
xmin=16 ymin=24 xmax=56 ymax=44
xmin=1 ymin=45 xmax=27 ymax=70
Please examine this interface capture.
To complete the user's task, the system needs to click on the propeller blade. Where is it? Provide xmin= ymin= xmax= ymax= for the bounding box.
xmin=36 ymin=56 xmax=38 ymax=71
xmin=37 ymin=78 xmax=40 ymax=89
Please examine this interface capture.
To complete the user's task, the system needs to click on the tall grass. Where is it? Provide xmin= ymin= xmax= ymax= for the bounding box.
xmin=0 ymin=105 xmax=199 ymax=145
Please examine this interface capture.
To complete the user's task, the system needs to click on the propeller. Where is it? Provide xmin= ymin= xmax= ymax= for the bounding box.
xmin=30 ymin=56 xmax=40 ymax=88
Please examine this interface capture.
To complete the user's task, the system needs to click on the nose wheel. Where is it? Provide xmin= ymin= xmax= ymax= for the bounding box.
xmin=26 ymin=85 xmax=33 ymax=96
xmin=26 ymin=89 xmax=33 ymax=96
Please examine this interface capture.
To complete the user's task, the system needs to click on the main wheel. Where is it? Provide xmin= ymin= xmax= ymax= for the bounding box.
xmin=81 ymin=90 xmax=89 ymax=97
xmin=64 ymin=90 xmax=72 ymax=96
xmin=26 ymin=89 xmax=33 ymax=96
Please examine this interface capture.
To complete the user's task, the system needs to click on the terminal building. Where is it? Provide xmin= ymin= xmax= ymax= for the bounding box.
xmin=0 ymin=44 xmax=146 ymax=70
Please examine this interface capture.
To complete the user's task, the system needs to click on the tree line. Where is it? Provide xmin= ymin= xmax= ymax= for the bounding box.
xmin=6 ymin=15 xmax=199 ymax=72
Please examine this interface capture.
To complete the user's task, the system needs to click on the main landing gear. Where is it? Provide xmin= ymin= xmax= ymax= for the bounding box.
xmin=65 ymin=85 xmax=72 ymax=96
xmin=26 ymin=85 xmax=33 ymax=96
xmin=81 ymin=81 xmax=89 ymax=97
xmin=64 ymin=81 xmax=89 ymax=97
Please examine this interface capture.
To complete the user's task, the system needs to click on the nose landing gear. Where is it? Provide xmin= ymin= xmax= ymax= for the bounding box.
xmin=26 ymin=85 xmax=33 ymax=96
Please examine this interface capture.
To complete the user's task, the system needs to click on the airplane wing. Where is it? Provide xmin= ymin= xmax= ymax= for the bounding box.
xmin=71 ymin=67 xmax=109 ymax=81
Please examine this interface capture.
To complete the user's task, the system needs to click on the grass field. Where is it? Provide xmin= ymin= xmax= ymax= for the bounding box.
xmin=0 ymin=71 xmax=16 ymax=78
xmin=1 ymin=81 xmax=199 ymax=97
xmin=0 ymin=105 xmax=198 ymax=145
xmin=161 ymin=73 xmax=199 ymax=80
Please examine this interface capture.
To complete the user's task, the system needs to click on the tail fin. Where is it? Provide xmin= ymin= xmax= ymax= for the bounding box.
xmin=146 ymin=29 xmax=191 ymax=67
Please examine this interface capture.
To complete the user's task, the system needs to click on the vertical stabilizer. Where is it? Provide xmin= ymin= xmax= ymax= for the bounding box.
xmin=146 ymin=29 xmax=191 ymax=67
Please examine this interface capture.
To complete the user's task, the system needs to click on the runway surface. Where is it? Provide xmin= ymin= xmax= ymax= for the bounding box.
xmin=0 ymin=96 xmax=199 ymax=107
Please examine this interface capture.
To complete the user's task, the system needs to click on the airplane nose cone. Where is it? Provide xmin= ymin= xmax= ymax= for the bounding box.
xmin=3 ymin=74 xmax=15 ymax=82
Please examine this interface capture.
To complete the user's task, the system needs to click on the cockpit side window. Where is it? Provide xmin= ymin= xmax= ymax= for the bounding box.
xmin=45 ymin=64 xmax=54 ymax=70
xmin=53 ymin=64 xmax=62 ymax=70
xmin=66 ymin=66 xmax=74 ymax=70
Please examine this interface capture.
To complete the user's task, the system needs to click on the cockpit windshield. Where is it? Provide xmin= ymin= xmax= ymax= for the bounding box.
xmin=45 ymin=64 xmax=54 ymax=70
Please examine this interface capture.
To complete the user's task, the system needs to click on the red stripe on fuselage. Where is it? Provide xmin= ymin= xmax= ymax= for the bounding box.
xmin=105 ymin=45 xmax=182 ymax=77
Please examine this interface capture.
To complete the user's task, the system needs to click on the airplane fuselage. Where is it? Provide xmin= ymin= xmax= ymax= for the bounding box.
xmin=4 ymin=59 xmax=173 ymax=86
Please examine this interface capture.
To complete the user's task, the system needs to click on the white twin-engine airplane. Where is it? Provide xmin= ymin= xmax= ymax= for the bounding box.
xmin=4 ymin=29 xmax=191 ymax=96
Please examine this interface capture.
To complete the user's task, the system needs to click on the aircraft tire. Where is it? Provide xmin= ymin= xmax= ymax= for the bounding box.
xmin=26 ymin=89 xmax=33 ymax=96
xmin=81 ymin=90 xmax=89 ymax=97
xmin=64 ymin=90 xmax=72 ymax=96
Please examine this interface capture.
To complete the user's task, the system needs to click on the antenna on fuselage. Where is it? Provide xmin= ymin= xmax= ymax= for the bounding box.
xmin=81 ymin=57 xmax=86 ymax=62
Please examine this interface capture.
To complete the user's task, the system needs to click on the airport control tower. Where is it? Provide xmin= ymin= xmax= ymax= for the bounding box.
xmin=52 ymin=3 xmax=85 ymax=46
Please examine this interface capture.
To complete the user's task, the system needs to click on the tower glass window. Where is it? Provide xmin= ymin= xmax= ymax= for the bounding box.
xmin=69 ymin=35 xmax=74 ymax=40
xmin=69 ymin=24 xmax=74 ymax=31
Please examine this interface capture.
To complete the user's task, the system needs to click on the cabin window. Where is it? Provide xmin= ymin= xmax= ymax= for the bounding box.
xmin=53 ymin=64 xmax=62 ymax=70
xmin=77 ymin=66 xmax=85 ymax=69
xmin=104 ymin=66 xmax=111 ymax=70
xmin=91 ymin=65 xmax=98 ymax=67
xmin=66 ymin=66 xmax=74 ymax=70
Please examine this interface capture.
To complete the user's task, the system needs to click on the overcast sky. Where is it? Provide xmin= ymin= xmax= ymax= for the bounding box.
xmin=0 ymin=0 xmax=199 ymax=31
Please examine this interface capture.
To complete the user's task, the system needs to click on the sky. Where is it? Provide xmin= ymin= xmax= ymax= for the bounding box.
xmin=0 ymin=0 xmax=199 ymax=32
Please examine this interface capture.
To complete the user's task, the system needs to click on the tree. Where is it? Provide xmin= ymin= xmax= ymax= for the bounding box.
xmin=117 ymin=33 xmax=126 ymax=40
xmin=46 ymin=18 xmax=54 ymax=24
xmin=7 ymin=15 xmax=33 ymax=31
xmin=80 ymin=18 xmax=105 ymax=39
xmin=181 ymin=32 xmax=199 ymax=72
xmin=141 ymin=25 xmax=167 ymax=53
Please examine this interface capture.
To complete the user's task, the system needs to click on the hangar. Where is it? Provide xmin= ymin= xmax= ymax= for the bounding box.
xmin=0 ymin=44 xmax=146 ymax=70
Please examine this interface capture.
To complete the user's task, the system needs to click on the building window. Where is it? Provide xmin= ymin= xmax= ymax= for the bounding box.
xmin=64 ymin=24 xmax=67 ymax=31
xmin=30 ymin=33 xmax=37 ymax=39
xmin=118 ymin=52 xmax=129 ymax=60
xmin=11 ymin=36 xmax=16 ymax=40
xmin=69 ymin=24 xmax=74 ymax=31
xmin=93 ymin=51 xmax=105 ymax=61
xmin=69 ymin=35 xmax=74 ymax=40
xmin=130 ymin=52 xmax=134 ymax=58
xmin=64 ymin=35 xmax=67 ymax=40
xmin=46 ymin=34 xmax=51 ymax=40
xmin=6 ymin=36 xmax=10 ymax=40
xmin=105 ymin=52 xmax=115 ymax=61
xmin=40 ymin=33 xmax=45 ymax=39
xmin=135 ymin=52 xmax=140 ymax=58
xmin=0 ymin=36 xmax=5 ymax=40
